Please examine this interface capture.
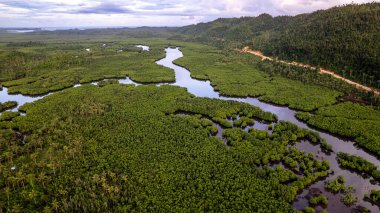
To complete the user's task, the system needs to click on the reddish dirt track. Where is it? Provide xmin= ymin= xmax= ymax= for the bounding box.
xmin=240 ymin=47 xmax=379 ymax=95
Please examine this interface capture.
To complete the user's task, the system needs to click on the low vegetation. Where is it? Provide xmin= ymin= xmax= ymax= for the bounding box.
xmin=365 ymin=190 xmax=380 ymax=206
xmin=256 ymin=60 xmax=379 ymax=105
xmin=342 ymin=185 xmax=358 ymax=206
xmin=325 ymin=176 xmax=346 ymax=193
xmin=0 ymin=111 xmax=20 ymax=122
xmin=304 ymin=206 xmax=316 ymax=213
xmin=97 ymin=79 xmax=120 ymax=87
xmin=175 ymin=44 xmax=341 ymax=111
xmin=0 ymin=28 xmax=378 ymax=212
xmin=222 ymin=121 xmax=331 ymax=196
xmin=320 ymin=139 xmax=333 ymax=153
xmin=0 ymin=84 xmax=329 ymax=212
xmin=337 ymin=152 xmax=380 ymax=181
xmin=309 ymin=195 xmax=328 ymax=206
xmin=325 ymin=176 xmax=358 ymax=206
xmin=0 ymin=40 xmax=175 ymax=95
xmin=296 ymin=102 xmax=380 ymax=156
xmin=0 ymin=101 xmax=17 ymax=112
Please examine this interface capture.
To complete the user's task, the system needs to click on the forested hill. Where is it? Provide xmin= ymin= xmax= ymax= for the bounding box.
xmin=175 ymin=3 xmax=380 ymax=89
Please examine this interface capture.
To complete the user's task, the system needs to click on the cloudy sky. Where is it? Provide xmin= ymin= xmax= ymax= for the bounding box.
xmin=0 ymin=0 xmax=378 ymax=28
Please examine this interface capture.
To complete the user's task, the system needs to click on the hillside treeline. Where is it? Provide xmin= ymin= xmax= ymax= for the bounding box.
xmin=176 ymin=3 xmax=380 ymax=88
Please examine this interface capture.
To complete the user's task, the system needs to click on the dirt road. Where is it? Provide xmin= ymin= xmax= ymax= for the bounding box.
xmin=241 ymin=47 xmax=379 ymax=95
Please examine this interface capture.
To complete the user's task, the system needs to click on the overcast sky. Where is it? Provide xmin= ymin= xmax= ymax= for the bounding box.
xmin=0 ymin=0 xmax=378 ymax=28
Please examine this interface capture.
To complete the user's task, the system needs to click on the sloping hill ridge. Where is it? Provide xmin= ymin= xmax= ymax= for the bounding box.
xmin=176 ymin=3 xmax=380 ymax=89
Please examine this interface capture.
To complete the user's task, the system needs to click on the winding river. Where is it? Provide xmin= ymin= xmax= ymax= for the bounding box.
xmin=1 ymin=46 xmax=379 ymax=212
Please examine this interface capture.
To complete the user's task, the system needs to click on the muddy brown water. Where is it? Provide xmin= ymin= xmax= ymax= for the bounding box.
xmin=1 ymin=46 xmax=379 ymax=212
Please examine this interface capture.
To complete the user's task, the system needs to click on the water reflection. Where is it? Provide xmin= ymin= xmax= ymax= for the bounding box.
xmin=156 ymin=48 xmax=219 ymax=98
xmin=295 ymin=141 xmax=380 ymax=212
xmin=119 ymin=77 xmax=140 ymax=85
xmin=136 ymin=45 xmax=150 ymax=51
xmin=0 ymin=87 xmax=44 ymax=111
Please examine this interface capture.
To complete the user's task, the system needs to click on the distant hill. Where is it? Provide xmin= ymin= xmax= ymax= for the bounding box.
xmin=176 ymin=3 xmax=380 ymax=89
xmin=25 ymin=26 xmax=178 ymax=38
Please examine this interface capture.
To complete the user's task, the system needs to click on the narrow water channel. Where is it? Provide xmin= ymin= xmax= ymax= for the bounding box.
xmin=1 ymin=46 xmax=379 ymax=212
xmin=0 ymin=87 xmax=45 ymax=111
xmin=156 ymin=47 xmax=380 ymax=212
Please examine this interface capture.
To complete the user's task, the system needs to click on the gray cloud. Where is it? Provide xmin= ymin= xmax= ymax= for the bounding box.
xmin=76 ymin=3 xmax=133 ymax=14
xmin=1 ymin=1 xmax=52 ymax=9
xmin=0 ymin=0 xmax=378 ymax=27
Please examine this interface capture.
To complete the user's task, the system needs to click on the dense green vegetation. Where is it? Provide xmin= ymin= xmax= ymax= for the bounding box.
xmin=175 ymin=44 xmax=341 ymax=111
xmin=0 ymin=15 xmax=378 ymax=211
xmin=296 ymin=102 xmax=380 ymax=156
xmin=325 ymin=176 xmax=358 ymax=206
xmin=341 ymin=185 xmax=358 ymax=206
xmin=309 ymin=195 xmax=328 ymax=206
xmin=0 ymin=101 xmax=17 ymax=112
xmin=337 ymin=152 xmax=380 ymax=181
xmin=222 ymin=121 xmax=331 ymax=194
xmin=0 ymin=111 xmax=20 ymax=122
xmin=256 ymin=60 xmax=379 ymax=105
xmin=303 ymin=207 xmax=315 ymax=213
xmin=0 ymin=40 xmax=174 ymax=95
xmin=175 ymin=96 xmax=277 ymax=123
xmin=325 ymin=176 xmax=346 ymax=193
xmin=31 ymin=27 xmax=177 ymax=38
xmin=365 ymin=190 xmax=380 ymax=206
xmin=320 ymin=139 xmax=333 ymax=154
xmin=177 ymin=3 xmax=380 ymax=88
xmin=233 ymin=116 xmax=254 ymax=128
xmin=0 ymin=84 xmax=331 ymax=212
xmin=1 ymin=34 xmax=378 ymax=161
xmin=175 ymin=5 xmax=380 ymax=161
